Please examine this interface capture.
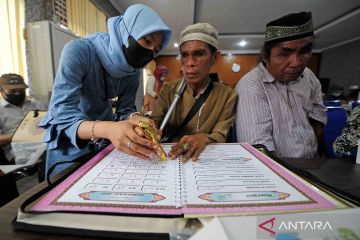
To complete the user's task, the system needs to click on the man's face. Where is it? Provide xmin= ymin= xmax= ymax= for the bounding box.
xmin=265 ymin=36 xmax=313 ymax=83
xmin=180 ymin=40 xmax=216 ymax=85
xmin=0 ymin=87 xmax=26 ymax=106
xmin=1 ymin=88 xmax=26 ymax=95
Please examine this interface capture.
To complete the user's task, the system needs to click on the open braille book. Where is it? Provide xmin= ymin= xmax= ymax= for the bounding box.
xmin=13 ymin=143 xmax=345 ymax=238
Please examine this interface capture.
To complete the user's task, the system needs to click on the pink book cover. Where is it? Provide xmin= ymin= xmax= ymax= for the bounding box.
xmin=31 ymin=143 xmax=337 ymax=216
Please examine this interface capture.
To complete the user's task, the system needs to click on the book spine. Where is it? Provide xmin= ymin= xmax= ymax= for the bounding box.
xmin=180 ymin=158 xmax=187 ymax=206
xmin=174 ymin=158 xmax=185 ymax=207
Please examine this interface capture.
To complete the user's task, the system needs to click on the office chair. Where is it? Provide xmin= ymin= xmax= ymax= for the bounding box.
xmin=323 ymin=100 xmax=341 ymax=107
xmin=323 ymin=107 xmax=348 ymax=158
xmin=351 ymin=100 xmax=360 ymax=109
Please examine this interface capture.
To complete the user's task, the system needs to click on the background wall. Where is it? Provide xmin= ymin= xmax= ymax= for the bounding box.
xmin=157 ymin=53 xmax=321 ymax=88
xmin=319 ymin=39 xmax=360 ymax=95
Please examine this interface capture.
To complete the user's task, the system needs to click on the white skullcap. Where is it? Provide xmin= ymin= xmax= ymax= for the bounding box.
xmin=179 ymin=23 xmax=218 ymax=49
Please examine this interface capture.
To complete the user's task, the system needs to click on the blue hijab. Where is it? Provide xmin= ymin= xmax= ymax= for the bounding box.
xmin=88 ymin=4 xmax=172 ymax=78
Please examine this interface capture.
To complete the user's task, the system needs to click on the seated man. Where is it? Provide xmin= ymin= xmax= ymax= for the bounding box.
xmin=0 ymin=73 xmax=45 ymax=163
xmin=235 ymin=12 xmax=326 ymax=158
xmin=151 ymin=23 xmax=237 ymax=162
xmin=333 ymin=106 xmax=360 ymax=159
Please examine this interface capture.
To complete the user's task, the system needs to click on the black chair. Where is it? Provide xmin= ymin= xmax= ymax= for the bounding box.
xmin=323 ymin=100 xmax=341 ymax=107
xmin=0 ymin=148 xmax=19 ymax=207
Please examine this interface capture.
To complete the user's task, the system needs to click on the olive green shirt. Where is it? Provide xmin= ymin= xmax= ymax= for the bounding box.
xmin=151 ymin=79 xmax=237 ymax=142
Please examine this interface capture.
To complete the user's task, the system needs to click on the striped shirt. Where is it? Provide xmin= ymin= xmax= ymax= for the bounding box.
xmin=235 ymin=63 xmax=326 ymax=158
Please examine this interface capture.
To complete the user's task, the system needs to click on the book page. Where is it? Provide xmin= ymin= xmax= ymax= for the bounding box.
xmin=181 ymin=143 xmax=337 ymax=215
xmin=32 ymin=145 xmax=182 ymax=215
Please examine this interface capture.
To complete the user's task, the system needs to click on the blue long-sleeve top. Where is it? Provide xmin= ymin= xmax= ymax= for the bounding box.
xmin=39 ymin=38 xmax=139 ymax=156
xmin=39 ymin=4 xmax=172 ymax=175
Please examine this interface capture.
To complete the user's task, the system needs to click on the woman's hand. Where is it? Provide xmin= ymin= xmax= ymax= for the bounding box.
xmin=168 ymin=134 xmax=211 ymax=162
xmin=129 ymin=114 xmax=161 ymax=141
xmin=105 ymin=121 xmax=158 ymax=160
xmin=78 ymin=118 xmax=162 ymax=159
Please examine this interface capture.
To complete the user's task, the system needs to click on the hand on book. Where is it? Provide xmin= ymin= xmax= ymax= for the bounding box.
xmin=169 ymin=133 xmax=211 ymax=162
xmin=105 ymin=121 xmax=159 ymax=160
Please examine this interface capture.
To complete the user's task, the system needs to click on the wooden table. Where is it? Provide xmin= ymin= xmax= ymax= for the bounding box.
xmin=1 ymin=157 xmax=359 ymax=239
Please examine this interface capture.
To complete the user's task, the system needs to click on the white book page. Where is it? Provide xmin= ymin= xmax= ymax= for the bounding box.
xmin=58 ymin=146 xmax=179 ymax=207
xmin=181 ymin=144 xmax=310 ymax=206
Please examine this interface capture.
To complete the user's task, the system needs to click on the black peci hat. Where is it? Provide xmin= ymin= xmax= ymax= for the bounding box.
xmin=265 ymin=12 xmax=314 ymax=43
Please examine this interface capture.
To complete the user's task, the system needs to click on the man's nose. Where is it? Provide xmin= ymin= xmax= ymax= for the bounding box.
xmin=289 ymin=54 xmax=304 ymax=67
xmin=184 ymin=55 xmax=196 ymax=66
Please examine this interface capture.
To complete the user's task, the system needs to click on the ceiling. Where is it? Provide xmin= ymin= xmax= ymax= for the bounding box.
xmin=93 ymin=0 xmax=360 ymax=55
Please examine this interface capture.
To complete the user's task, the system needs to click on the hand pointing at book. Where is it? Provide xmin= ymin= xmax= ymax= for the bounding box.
xmin=169 ymin=134 xmax=211 ymax=162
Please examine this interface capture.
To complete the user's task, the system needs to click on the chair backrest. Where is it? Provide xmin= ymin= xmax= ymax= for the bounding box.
xmin=323 ymin=107 xmax=348 ymax=158
xmin=323 ymin=100 xmax=341 ymax=107
xmin=351 ymin=100 xmax=360 ymax=109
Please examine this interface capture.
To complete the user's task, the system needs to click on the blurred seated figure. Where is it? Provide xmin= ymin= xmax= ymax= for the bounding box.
xmin=0 ymin=73 xmax=45 ymax=163
xmin=333 ymin=106 xmax=360 ymax=159
xmin=143 ymin=65 xmax=169 ymax=115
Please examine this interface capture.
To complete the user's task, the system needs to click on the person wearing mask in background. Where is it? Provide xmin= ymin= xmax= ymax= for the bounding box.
xmin=143 ymin=65 xmax=169 ymax=115
xmin=0 ymin=73 xmax=45 ymax=164
xmin=39 ymin=4 xmax=172 ymax=176
xmin=235 ymin=12 xmax=326 ymax=158
xmin=151 ymin=23 xmax=237 ymax=162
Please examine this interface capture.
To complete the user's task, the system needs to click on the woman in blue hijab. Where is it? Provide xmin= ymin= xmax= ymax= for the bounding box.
xmin=40 ymin=4 xmax=172 ymax=176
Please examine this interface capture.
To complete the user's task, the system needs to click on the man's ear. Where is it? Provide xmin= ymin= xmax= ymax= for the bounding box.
xmin=211 ymin=51 xmax=220 ymax=65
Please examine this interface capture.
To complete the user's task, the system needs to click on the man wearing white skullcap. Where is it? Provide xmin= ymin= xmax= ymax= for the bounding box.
xmin=151 ymin=23 xmax=237 ymax=162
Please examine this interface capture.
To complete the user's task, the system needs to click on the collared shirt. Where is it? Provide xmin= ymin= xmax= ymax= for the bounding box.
xmin=0 ymin=97 xmax=45 ymax=161
xmin=151 ymin=79 xmax=237 ymax=143
xmin=235 ymin=63 xmax=326 ymax=158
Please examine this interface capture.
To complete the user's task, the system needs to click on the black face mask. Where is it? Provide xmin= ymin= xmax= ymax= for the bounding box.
xmin=123 ymin=35 xmax=155 ymax=69
xmin=4 ymin=93 xmax=25 ymax=106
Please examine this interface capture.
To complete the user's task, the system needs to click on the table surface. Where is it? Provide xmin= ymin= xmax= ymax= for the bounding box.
xmin=1 ymin=156 xmax=359 ymax=240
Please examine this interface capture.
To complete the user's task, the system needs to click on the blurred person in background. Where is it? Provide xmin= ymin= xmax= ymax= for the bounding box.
xmin=143 ymin=65 xmax=169 ymax=115
xmin=0 ymin=73 xmax=45 ymax=164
